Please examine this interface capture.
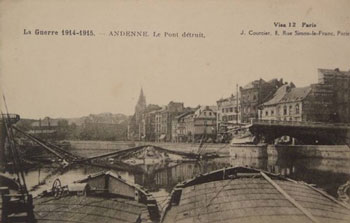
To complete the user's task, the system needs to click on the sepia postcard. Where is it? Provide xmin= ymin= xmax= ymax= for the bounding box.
xmin=0 ymin=0 xmax=350 ymax=222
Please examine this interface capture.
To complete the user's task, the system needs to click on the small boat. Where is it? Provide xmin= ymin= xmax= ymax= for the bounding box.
xmin=230 ymin=127 xmax=267 ymax=158
xmin=162 ymin=166 xmax=350 ymax=223
xmin=32 ymin=170 xmax=161 ymax=222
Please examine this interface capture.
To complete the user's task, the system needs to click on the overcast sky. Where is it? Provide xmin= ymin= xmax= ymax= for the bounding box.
xmin=1 ymin=0 xmax=350 ymax=119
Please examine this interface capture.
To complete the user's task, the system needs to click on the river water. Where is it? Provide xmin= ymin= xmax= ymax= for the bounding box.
xmin=5 ymin=155 xmax=349 ymax=210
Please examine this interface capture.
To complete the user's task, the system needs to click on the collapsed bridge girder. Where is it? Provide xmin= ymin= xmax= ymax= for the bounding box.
xmin=11 ymin=125 xmax=80 ymax=166
xmin=80 ymin=144 xmax=198 ymax=163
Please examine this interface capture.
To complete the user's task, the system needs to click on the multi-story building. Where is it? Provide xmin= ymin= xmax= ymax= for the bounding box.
xmin=154 ymin=102 xmax=185 ymax=142
xmin=28 ymin=117 xmax=66 ymax=140
xmin=154 ymin=107 xmax=165 ymax=142
xmin=240 ymin=78 xmax=284 ymax=123
xmin=318 ymin=68 xmax=350 ymax=123
xmin=259 ymin=81 xmax=334 ymax=123
xmin=140 ymin=104 xmax=162 ymax=141
xmin=171 ymin=111 xmax=195 ymax=143
xmin=259 ymin=84 xmax=309 ymax=121
xmin=259 ymin=68 xmax=350 ymax=124
xmin=216 ymin=94 xmax=241 ymax=134
xmin=179 ymin=106 xmax=217 ymax=142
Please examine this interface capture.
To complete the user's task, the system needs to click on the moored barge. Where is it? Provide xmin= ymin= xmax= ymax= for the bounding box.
xmin=1 ymin=171 xmax=161 ymax=223
xmin=162 ymin=166 xmax=350 ymax=223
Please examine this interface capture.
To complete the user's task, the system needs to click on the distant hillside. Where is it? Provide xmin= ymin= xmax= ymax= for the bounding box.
xmin=15 ymin=113 xmax=130 ymax=141
xmin=67 ymin=113 xmax=129 ymax=126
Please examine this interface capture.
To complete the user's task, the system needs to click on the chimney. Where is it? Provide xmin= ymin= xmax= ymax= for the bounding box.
xmin=335 ymin=68 xmax=340 ymax=72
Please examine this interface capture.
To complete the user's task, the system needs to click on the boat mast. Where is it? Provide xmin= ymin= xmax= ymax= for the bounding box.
xmin=236 ymin=84 xmax=239 ymax=124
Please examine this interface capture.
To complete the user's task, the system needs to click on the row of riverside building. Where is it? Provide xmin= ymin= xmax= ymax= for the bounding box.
xmin=127 ymin=68 xmax=350 ymax=142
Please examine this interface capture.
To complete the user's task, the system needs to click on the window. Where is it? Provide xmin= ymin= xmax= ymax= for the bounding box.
xmin=271 ymin=110 xmax=274 ymax=116
xmin=283 ymin=106 xmax=287 ymax=115
xmin=295 ymin=104 xmax=300 ymax=114
xmin=230 ymin=108 xmax=233 ymax=112
xmin=289 ymin=105 xmax=292 ymax=115
xmin=222 ymin=108 xmax=224 ymax=113
xmin=265 ymin=111 xmax=268 ymax=116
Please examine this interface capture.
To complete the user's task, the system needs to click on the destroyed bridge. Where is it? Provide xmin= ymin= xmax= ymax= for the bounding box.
xmin=249 ymin=119 xmax=350 ymax=145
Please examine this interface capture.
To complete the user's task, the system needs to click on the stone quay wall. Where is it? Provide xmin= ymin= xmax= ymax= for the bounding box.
xmin=268 ymin=144 xmax=350 ymax=159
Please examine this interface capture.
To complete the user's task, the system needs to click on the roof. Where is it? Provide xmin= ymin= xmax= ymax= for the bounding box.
xmin=32 ymin=170 xmax=158 ymax=223
xmin=76 ymin=170 xmax=142 ymax=192
xmin=208 ymin=105 xmax=218 ymax=112
xmin=318 ymin=68 xmax=350 ymax=76
xmin=175 ymin=111 xmax=195 ymax=120
xmin=262 ymin=85 xmax=311 ymax=106
xmin=34 ymin=195 xmax=150 ymax=223
xmin=68 ymin=183 xmax=88 ymax=192
xmin=217 ymin=94 xmax=236 ymax=103
xmin=242 ymin=79 xmax=266 ymax=89
xmin=263 ymin=85 xmax=290 ymax=106
xmin=31 ymin=117 xmax=62 ymax=127
xmin=194 ymin=106 xmax=217 ymax=118
xmin=280 ymin=86 xmax=311 ymax=103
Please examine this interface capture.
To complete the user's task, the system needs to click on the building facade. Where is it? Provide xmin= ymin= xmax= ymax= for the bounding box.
xmin=259 ymin=81 xmax=334 ymax=123
xmin=216 ymin=94 xmax=241 ymax=134
xmin=240 ymin=78 xmax=284 ymax=123
xmin=154 ymin=102 xmax=185 ymax=142
xmin=259 ymin=84 xmax=311 ymax=121
xmin=179 ymin=106 xmax=217 ymax=142
xmin=254 ymin=68 xmax=350 ymax=124
xmin=171 ymin=111 xmax=195 ymax=143
xmin=318 ymin=68 xmax=350 ymax=123
xmin=140 ymin=104 xmax=162 ymax=141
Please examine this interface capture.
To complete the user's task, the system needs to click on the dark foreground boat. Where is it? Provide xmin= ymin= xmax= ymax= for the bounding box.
xmin=162 ymin=166 xmax=350 ymax=223
xmin=1 ymin=171 xmax=161 ymax=223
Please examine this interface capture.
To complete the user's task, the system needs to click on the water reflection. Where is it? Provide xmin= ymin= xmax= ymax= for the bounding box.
xmin=4 ymin=156 xmax=350 ymax=199
xmin=131 ymin=156 xmax=350 ymax=198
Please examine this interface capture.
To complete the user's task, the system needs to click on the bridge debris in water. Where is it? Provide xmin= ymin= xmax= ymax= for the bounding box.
xmin=122 ymin=146 xmax=187 ymax=165
xmin=77 ymin=145 xmax=202 ymax=173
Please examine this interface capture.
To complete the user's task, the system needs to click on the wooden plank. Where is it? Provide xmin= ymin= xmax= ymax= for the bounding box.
xmin=260 ymin=171 xmax=319 ymax=223
xmin=301 ymin=182 xmax=350 ymax=210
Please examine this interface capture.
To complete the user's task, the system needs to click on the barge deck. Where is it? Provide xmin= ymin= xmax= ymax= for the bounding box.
xmin=162 ymin=166 xmax=350 ymax=223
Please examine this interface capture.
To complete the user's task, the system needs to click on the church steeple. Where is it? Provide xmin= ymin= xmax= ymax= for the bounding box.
xmin=135 ymin=88 xmax=146 ymax=120
xmin=137 ymin=88 xmax=146 ymax=107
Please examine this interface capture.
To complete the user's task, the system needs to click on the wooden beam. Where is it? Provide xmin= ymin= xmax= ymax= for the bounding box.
xmin=260 ymin=171 xmax=319 ymax=223
xmin=302 ymin=182 xmax=350 ymax=210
